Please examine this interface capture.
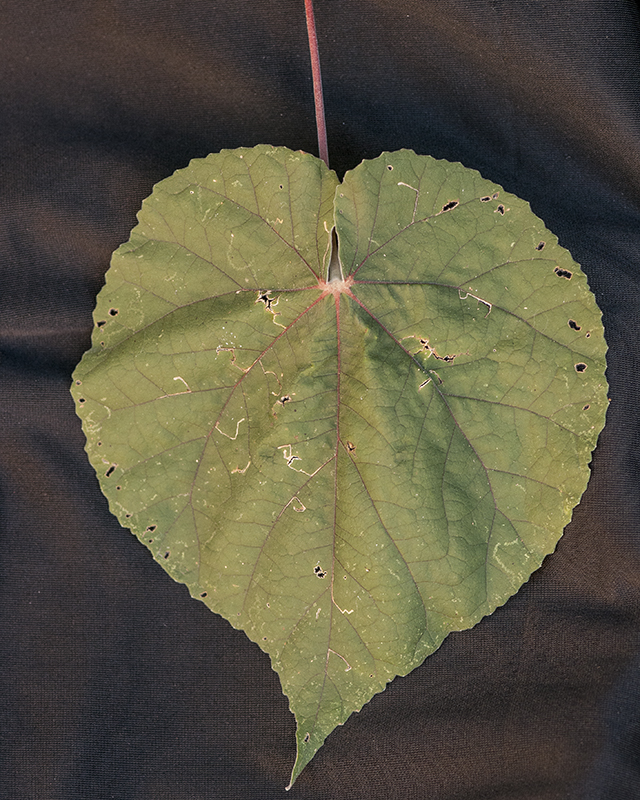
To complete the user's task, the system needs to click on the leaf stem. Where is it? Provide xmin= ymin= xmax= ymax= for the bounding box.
xmin=304 ymin=0 xmax=329 ymax=167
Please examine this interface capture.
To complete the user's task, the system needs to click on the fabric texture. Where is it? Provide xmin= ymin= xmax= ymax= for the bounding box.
xmin=2 ymin=1 xmax=640 ymax=797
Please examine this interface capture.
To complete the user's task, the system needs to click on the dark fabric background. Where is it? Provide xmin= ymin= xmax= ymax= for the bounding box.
xmin=2 ymin=1 xmax=640 ymax=797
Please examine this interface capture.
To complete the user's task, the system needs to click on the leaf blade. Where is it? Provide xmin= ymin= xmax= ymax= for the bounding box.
xmin=72 ymin=146 xmax=608 ymax=788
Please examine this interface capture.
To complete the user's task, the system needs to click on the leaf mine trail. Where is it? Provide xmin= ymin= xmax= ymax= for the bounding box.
xmin=72 ymin=145 xmax=608 ymax=789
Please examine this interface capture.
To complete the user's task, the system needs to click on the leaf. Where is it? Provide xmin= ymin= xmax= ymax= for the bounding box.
xmin=71 ymin=145 xmax=608 ymax=787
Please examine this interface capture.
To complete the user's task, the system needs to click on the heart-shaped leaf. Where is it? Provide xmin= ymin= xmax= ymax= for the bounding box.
xmin=72 ymin=145 xmax=608 ymax=787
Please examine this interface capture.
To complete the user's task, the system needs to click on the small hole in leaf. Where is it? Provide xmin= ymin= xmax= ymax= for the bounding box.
xmin=583 ymin=404 xmax=590 ymax=411
xmin=554 ymin=267 xmax=573 ymax=279
xmin=496 ymin=204 xmax=505 ymax=215
xmin=105 ymin=465 xmax=116 ymax=477
xmin=96 ymin=320 xmax=106 ymax=328
xmin=585 ymin=331 xmax=591 ymax=338
xmin=97 ymin=441 xmax=102 ymax=447
xmin=146 ymin=525 xmax=157 ymax=532
xmin=257 ymin=291 xmax=277 ymax=310
xmin=263 ymin=637 xmax=267 ymax=641
xmin=109 ymin=308 xmax=119 ymax=316
xmin=163 ymin=551 xmax=170 ymax=559
xmin=536 ymin=241 xmax=546 ymax=251
xmin=116 ymin=485 xmax=121 ymax=491
xmin=280 ymin=395 xmax=291 ymax=404
xmin=442 ymin=200 xmax=458 ymax=212
xmin=200 ymin=592 xmax=208 ymax=598
xmin=147 ymin=538 xmax=153 ymax=543
xmin=125 ymin=513 xmax=132 ymax=518
xmin=346 ymin=441 xmax=356 ymax=452
xmin=303 ymin=734 xmax=311 ymax=743
xmin=568 ymin=319 xmax=581 ymax=331
xmin=575 ymin=363 xmax=587 ymax=373
xmin=279 ymin=184 xmax=284 ymax=190
xmin=492 ymin=192 xmax=499 ymax=199
xmin=78 ymin=397 xmax=85 ymax=403
xmin=75 ymin=380 xmax=82 ymax=386
xmin=313 ymin=565 xmax=327 ymax=578
xmin=480 ymin=195 xmax=491 ymax=202
xmin=387 ymin=165 xmax=393 ymax=171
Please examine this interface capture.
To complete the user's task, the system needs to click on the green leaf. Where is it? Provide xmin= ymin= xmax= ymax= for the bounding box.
xmin=71 ymin=145 xmax=608 ymax=788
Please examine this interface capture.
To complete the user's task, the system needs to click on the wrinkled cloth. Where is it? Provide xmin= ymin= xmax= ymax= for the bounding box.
xmin=2 ymin=1 xmax=639 ymax=797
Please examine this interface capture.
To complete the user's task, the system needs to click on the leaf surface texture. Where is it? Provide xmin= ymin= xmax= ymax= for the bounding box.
xmin=72 ymin=146 xmax=608 ymax=787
